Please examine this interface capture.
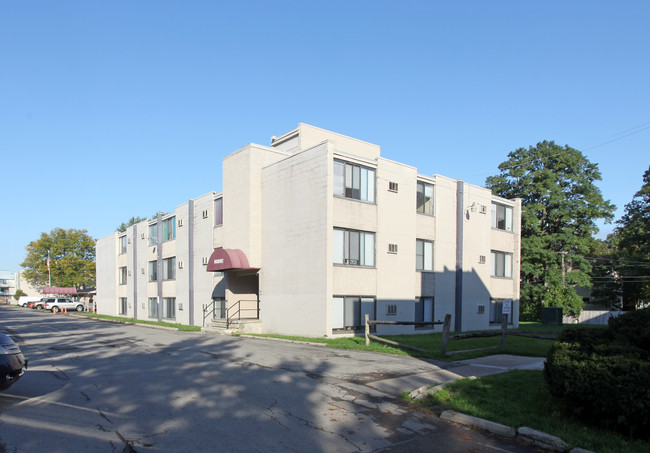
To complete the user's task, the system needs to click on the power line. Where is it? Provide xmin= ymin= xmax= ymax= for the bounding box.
xmin=582 ymin=121 xmax=650 ymax=151
xmin=456 ymin=120 xmax=650 ymax=182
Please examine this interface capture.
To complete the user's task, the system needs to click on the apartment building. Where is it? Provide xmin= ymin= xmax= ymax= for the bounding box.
xmin=96 ymin=124 xmax=521 ymax=336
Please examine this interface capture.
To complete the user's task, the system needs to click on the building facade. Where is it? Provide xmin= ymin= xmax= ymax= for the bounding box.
xmin=0 ymin=270 xmax=16 ymax=304
xmin=96 ymin=124 xmax=521 ymax=336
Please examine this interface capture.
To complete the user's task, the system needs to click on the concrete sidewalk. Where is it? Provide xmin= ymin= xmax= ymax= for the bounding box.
xmin=365 ymin=354 xmax=546 ymax=395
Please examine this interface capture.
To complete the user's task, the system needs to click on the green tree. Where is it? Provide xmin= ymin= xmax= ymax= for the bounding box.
xmin=21 ymin=228 xmax=96 ymax=289
xmin=612 ymin=166 xmax=650 ymax=309
xmin=13 ymin=289 xmax=26 ymax=300
xmin=116 ymin=216 xmax=148 ymax=233
xmin=486 ymin=141 xmax=615 ymax=320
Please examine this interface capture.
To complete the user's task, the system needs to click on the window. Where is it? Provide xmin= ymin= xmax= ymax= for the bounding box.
xmin=162 ymin=297 xmax=176 ymax=319
xmin=491 ymin=203 xmax=513 ymax=232
xmin=416 ymin=239 xmax=433 ymax=271
xmin=417 ymin=181 xmax=434 ymax=215
xmin=215 ymin=198 xmax=223 ymax=226
xmin=118 ymin=235 xmax=127 ymax=254
xmin=119 ymin=297 xmax=127 ymax=315
xmin=148 ymin=261 xmax=158 ymax=282
xmin=148 ymin=297 xmax=158 ymax=318
xmin=162 ymin=257 xmax=176 ymax=280
xmin=415 ymin=297 xmax=434 ymax=329
xmin=162 ymin=216 xmax=176 ymax=241
xmin=148 ymin=223 xmax=158 ymax=246
xmin=490 ymin=299 xmax=514 ymax=324
xmin=333 ymin=228 xmax=375 ymax=266
xmin=332 ymin=296 xmax=375 ymax=330
xmin=333 ymin=160 xmax=375 ymax=202
xmin=119 ymin=267 xmax=127 ymax=285
xmin=491 ymin=251 xmax=513 ymax=278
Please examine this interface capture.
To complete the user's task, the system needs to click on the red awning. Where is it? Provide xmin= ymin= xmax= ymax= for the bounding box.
xmin=206 ymin=248 xmax=256 ymax=272
xmin=44 ymin=287 xmax=77 ymax=295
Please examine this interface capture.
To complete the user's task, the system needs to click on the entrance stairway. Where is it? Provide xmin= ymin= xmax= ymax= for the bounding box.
xmin=201 ymin=318 xmax=262 ymax=334
xmin=202 ymin=318 xmax=236 ymax=334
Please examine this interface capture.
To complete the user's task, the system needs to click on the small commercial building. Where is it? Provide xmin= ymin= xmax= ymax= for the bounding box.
xmin=96 ymin=124 xmax=521 ymax=336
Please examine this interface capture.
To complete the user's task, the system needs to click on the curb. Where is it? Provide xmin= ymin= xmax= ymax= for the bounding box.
xmin=68 ymin=314 xmax=180 ymax=331
xmin=439 ymin=410 xmax=594 ymax=453
xmin=440 ymin=410 xmax=516 ymax=438
xmin=239 ymin=334 xmax=328 ymax=347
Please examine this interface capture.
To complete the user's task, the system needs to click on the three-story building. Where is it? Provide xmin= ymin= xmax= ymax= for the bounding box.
xmin=96 ymin=124 xmax=521 ymax=336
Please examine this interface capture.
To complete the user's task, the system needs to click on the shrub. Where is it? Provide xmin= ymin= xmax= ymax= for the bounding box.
xmin=545 ymin=309 xmax=650 ymax=439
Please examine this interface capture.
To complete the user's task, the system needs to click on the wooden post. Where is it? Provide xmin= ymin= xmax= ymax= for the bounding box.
xmin=441 ymin=314 xmax=452 ymax=354
xmin=365 ymin=313 xmax=370 ymax=346
xmin=500 ymin=314 xmax=508 ymax=347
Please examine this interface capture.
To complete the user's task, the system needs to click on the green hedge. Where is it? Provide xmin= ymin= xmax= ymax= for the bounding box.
xmin=544 ymin=309 xmax=650 ymax=439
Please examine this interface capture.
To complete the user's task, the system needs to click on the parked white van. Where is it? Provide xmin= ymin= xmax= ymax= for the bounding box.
xmin=18 ymin=296 xmax=41 ymax=308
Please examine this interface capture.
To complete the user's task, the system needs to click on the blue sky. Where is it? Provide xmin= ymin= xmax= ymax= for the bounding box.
xmin=2 ymin=1 xmax=649 ymax=272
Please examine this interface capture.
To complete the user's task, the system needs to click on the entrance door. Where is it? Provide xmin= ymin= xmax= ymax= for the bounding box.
xmin=213 ymin=298 xmax=226 ymax=319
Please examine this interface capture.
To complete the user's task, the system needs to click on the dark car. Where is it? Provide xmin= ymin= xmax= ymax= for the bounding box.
xmin=0 ymin=333 xmax=28 ymax=391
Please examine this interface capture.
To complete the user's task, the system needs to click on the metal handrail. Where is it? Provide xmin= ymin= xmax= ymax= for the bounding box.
xmin=226 ymin=299 xmax=259 ymax=328
xmin=204 ymin=298 xmax=260 ymax=328
xmin=202 ymin=300 xmax=218 ymax=327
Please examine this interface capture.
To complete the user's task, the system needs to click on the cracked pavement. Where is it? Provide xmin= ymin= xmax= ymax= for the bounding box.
xmin=0 ymin=307 xmax=540 ymax=452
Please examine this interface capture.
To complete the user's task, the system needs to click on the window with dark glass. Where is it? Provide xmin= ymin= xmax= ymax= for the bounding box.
xmin=490 ymin=298 xmax=514 ymax=324
xmin=162 ymin=257 xmax=176 ymax=280
xmin=332 ymin=296 xmax=375 ymax=330
xmin=162 ymin=297 xmax=176 ymax=319
xmin=415 ymin=297 xmax=434 ymax=329
xmin=417 ymin=181 xmax=434 ymax=215
xmin=416 ymin=239 xmax=433 ymax=271
xmin=148 ymin=223 xmax=158 ymax=246
xmin=333 ymin=160 xmax=375 ymax=202
xmin=491 ymin=203 xmax=513 ymax=232
xmin=119 ymin=267 xmax=127 ymax=285
xmin=118 ymin=235 xmax=127 ymax=254
xmin=119 ymin=297 xmax=127 ymax=315
xmin=491 ymin=251 xmax=513 ymax=278
xmin=215 ymin=198 xmax=223 ymax=226
xmin=148 ymin=261 xmax=157 ymax=282
xmin=162 ymin=217 xmax=176 ymax=241
xmin=333 ymin=228 xmax=375 ymax=266
xmin=148 ymin=297 xmax=158 ymax=318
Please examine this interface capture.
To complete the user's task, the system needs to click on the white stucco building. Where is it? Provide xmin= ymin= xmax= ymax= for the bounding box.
xmin=96 ymin=124 xmax=521 ymax=336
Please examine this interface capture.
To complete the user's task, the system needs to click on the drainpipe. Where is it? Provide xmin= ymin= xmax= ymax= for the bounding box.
xmin=455 ymin=181 xmax=464 ymax=332
xmin=132 ymin=224 xmax=138 ymax=319
xmin=188 ymin=199 xmax=195 ymax=326
xmin=157 ymin=212 xmax=163 ymax=322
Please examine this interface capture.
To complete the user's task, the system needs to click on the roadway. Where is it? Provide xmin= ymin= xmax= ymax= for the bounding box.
xmin=0 ymin=306 xmax=541 ymax=452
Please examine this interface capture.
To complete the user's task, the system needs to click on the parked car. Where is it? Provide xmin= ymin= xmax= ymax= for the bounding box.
xmin=43 ymin=297 xmax=85 ymax=313
xmin=29 ymin=298 xmax=47 ymax=309
xmin=0 ymin=333 xmax=28 ymax=391
xmin=18 ymin=296 xmax=41 ymax=308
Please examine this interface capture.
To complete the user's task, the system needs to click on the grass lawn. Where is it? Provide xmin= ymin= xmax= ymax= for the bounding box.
xmin=415 ymin=370 xmax=650 ymax=453
xmin=248 ymin=322 xmax=588 ymax=361
xmin=74 ymin=312 xmax=202 ymax=331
